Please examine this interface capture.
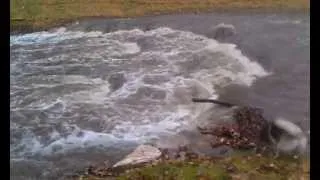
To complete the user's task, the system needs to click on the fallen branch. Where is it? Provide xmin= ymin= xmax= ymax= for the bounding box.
xmin=192 ymin=98 xmax=263 ymax=111
xmin=191 ymin=98 xmax=236 ymax=107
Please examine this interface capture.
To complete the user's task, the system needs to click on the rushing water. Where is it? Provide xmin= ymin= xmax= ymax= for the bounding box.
xmin=10 ymin=12 xmax=309 ymax=179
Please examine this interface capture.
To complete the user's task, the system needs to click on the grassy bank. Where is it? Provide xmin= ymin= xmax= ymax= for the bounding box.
xmin=79 ymin=153 xmax=309 ymax=180
xmin=11 ymin=0 xmax=309 ymax=32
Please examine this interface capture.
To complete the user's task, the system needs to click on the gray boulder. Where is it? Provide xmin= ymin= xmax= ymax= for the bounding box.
xmin=113 ymin=145 xmax=161 ymax=167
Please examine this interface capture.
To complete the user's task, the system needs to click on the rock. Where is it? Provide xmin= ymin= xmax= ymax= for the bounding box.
xmin=269 ymin=163 xmax=275 ymax=168
xmin=178 ymin=151 xmax=186 ymax=161
xmin=225 ymin=164 xmax=237 ymax=173
xmin=168 ymin=149 xmax=179 ymax=159
xmin=208 ymin=23 xmax=236 ymax=40
xmin=113 ymin=145 xmax=161 ymax=167
xmin=108 ymin=73 xmax=126 ymax=91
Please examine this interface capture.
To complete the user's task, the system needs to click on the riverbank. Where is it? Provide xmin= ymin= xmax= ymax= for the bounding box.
xmin=11 ymin=0 xmax=309 ymax=32
xmin=10 ymin=3 xmax=309 ymax=179
xmin=73 ymin=106 xmax=310 ymax=179
xmin=76 ymin=150 xmax=309 ymax=180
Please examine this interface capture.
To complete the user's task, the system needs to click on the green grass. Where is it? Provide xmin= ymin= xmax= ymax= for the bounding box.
xmin=11 ymin=0 xmax=309 ymax=32
xmin=80 ymin=153 xmax=309 ymax=180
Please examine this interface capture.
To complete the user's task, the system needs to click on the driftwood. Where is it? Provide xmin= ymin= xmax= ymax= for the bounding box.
xmin=192 ymin=98 xmax=263 ymax=111
xmin=192 ymin=98 xmax=236 ymax=107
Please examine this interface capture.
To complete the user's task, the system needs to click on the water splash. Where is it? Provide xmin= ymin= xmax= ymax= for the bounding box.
xmin=10 ymin=27 xmax=270 ymax=157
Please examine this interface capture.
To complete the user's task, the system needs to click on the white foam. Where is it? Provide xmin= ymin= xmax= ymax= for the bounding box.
xmin=11 ymin=26 xmax=271 ymax=157
xmin=41 ymin=127 xmax=120 ymax=155
xmin=64 ymin=83 xmax=110 ymax=104
xmin=10 ymin=28 xmax=103 ymax=46
xmin=110 ymin=109 xmax=190 ymax=141
xmin=10 ymin=128 xmax=43 ymax=157
xmin=62 ymin=75 xmax=104 ymax=85
xmin=122 ymin=42 xmax=141 ymax=55
xmin=204 ymin=41 xmax=270 ymax=86
xmin=268 ymin=19 xmax=302 ymax=25
xmin=11 ymin=125 xmax=128 ymax=157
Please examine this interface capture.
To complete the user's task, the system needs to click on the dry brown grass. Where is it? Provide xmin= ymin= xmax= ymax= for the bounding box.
xmin=11 ymin=0 xmax=309 ymax=31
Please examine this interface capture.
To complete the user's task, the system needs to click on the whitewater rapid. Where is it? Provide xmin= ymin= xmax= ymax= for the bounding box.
xmin=10 ymin=27 xmax=269 ymax=159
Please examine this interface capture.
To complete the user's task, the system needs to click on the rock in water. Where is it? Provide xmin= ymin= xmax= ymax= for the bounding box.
xmin=208 ymin=23 xmax=236 ymax=41
xmin=108 ymin=73 xmax=126 ymax=91
xmin=113 ymin=145 xmax=161 ymax=167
